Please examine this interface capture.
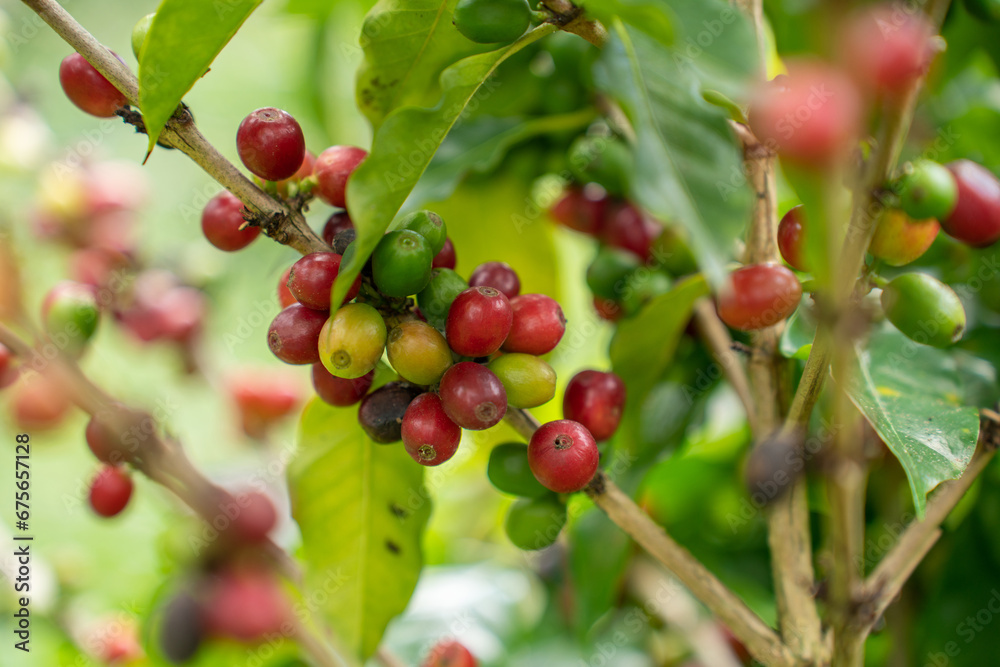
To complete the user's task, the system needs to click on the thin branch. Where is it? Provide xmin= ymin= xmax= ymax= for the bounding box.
xmin=20 ymin=0 xmax=328 ymax=256
xmin=540 ymin=0 xmax=608 ymax=47
xmin=691 ymin=300 xmax=758 ymax=435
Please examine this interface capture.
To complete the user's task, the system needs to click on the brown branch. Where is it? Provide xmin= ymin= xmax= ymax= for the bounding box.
xmin=540 ymin=0 xmax=608 ymax=47
xmin=20 ymin=0 xmax=328 ymax=256
xmin=691 ymin=300 xmax=758 ymax=434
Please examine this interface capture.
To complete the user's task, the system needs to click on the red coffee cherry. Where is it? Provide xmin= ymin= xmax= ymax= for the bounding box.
xmin=201 ymin=191 xmax=260 ymax=251
xmin=469 ymin=261 xmax=521 ymax=299
xmin=86 ymin=415 xmax=120 ymax=464
xmin=267 ymin=304 xmax=328 ymax=365
xmin=502 ymin=294 xmax=566 ymax=355
xmin=563 ymin=370 xmax=626 ymax=442
xmin=941 ymin=160 xmax=1000 ymax=247
xmin=322 ymin=211 xmax=354 ymax=246
xmin=228 ymin=370 xmax=301 ymax=437
xmin=527 ymin=419 xmax=599 ymax=493
xmin=432 ymin=237 xmax=457 ymax=269
xmin=777 ymin=206 xmax=808 ymax=271
xmin=89 ymin=465 xmax=134 ymax=517
xmin=439 ymin=362 xmax=507 ymax=430
xmin=314 ymin=145 xmax=368 ymax=208
xmin=601 ymin=202 xmax=659 ymax=261
xmin=231 ymin=491 xmax=278 ymax=543
xmin=402 ymin=393 xmax=462 ymax=466
xmin=0 ymin=343 xmax=14 ymax=388
xmin=288 ymin=252 xmax=360 ymax=311
xmin=716 ymin=264 xmax=802 ymax=331
xmin=311 ymin=364 xmax=374 ymax=407
xmin=550 ymin=185 xmax=608 ymax=235
xmin=59 ymin=52 xmax=127 ymax=117
xmin=839 ymin=4 xmax=936 ymax=96
xmin=12 ymin=373 xmax=72 ymax=430
xmin=749 ymin=62 xmax=863 ymax=167
xmin=278 ymin=266 xmax=296 ymax=308
xmin=236 ymin=107 xmax=306 ymax=182
xmin=202 ymin=568 xmax=291 ymax=642
xmin=445 ymin=287 xmax=513 ymax=357
xmin=593 ymin=296 xmax=624 ymax=322
xmin=422 ymin=639 xmax=478 ymax=667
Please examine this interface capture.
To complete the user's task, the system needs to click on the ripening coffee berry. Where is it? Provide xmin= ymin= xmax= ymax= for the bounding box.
xmin=839 ymin=5 xmax=936 ymax=95
xmin=319 ymin=303 xmax=387 ymax=378
xmin=357 ymin=382 xmax=423 ymax=443
xmin=601 ymin=202 xmax=659 ymax=262
xmin=236 ymin=108 xmax=306 ymax=182
xmin=202 ymin=569 xmax=291 ymax=642
xmin=446 ymin=287 xmax=513 ymax=357
xmin=868 ymin=209 xmax=940 ymax=266
xmin=314 ymin=145 xmax=368 ymax=208
xmin=896 ymin=160 xmax=958 ymax=221
xmin=417 ymin=268 xmax=469 ymax=330
xmin=267 ymin=304 xmax=328 ymax=365
xmin=487 ymin=354 xmax=556 ymax=409
xmin=749 ymin=62 xmax=863 ymax=167
xmin=231 ymin=491 xmax=277 ymax=543
xmin=881 ymin=273 xmax=966 ymax=347
xmin=201 ymin=191 xmax=260 ymax=251
xmin=229 ymin=370 xmax=301 ymax=437
xmin=89 ymin=465 xmax=134 ymax=517
xmin=312 ymin=364 xmax=374 ymax=407
xmin=422 ymin=639 xmax=478 ymax=667
xmin=399 ymin=210 xmax=448 ymax=255
xmin=502 ymin=294 xmax=566 ymax=355
xmin=563 ymin=370 xmax=626 ymax=442
xmin=387 ymin=321 xmax=453 ymax=385
xmin=432 ymin=237 xmax=457 ymax=269
xmin=42 ymin=281 xmax=100 ymax=356
xmin=777 ymin=206 xmax=808 ymax=271
xmin=587 ymin=245 xmax=641 ymax=300
xmin=550 ymin=186 xmax=608 ymax=235
xmin=159 ymin=592 xmax=204 ymax=664
xmin=278 ymin=266 xmax=296 ymax=308
xmin=528 ymin=420 xmax=599 ymax=493
xmin=402 ymin=393 xmax=462 ymax=466
xmin=439 ymin=362 xmax=507 ymax=430
xmin=59 ymin=52 xmax=128 ymax=117
xmin=86 ymin=414 xmax=121 ymax=464
xmin=12 ymin=373 xmax=72 ymax=430
xmin=469 ymin=261 xmax=520 ymax=299
xmin=453 ymin=0 xmax=531 ymax=44
xmin=487 ymin=443 xmax=549 ymax=497
xmin=941 ymin=160 xmax=1000 ymax=247
xmin=322 ymin=211 xmax=354 ymax=247
xmin=373 ymin=230 xmax=434 ymax=297
xmin=505 ymin=495 xmax=567 ymax=550
xmin=288 ymin=252 xmax=360 ymax=310
xmin=131 ymin=14 xmax=154 ymax=60
xmin=716 ymin=264 xmax=802 ymax=330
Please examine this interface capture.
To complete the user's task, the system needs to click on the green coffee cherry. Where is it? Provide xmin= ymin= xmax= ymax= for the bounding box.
xmin=398 ymin=210 xmax=447 ymax=255
xmin=895 ymin=160 xmax=958 ymax=221
xmin=568 ymin=135 xmax=633 ymax=196
xmin=881 ymin=273 xmax=966 ymax=348
xmin=319 ymin=303 xmax=387 ymax=378
xmin=487 ymin=353 xmax=556 ymax=408
xmin=488 ymin=443 xmax=549 ymax=497
xmin=651 ymin=227 xmax=699 ymax=276
xmin=43 ymin=282 xmax=100 ymax=357
xmin=586 ymin=246 xmax=640 ymax=301
xmin=132 ymin=13 xmax=154 ymax=60
xmin=386 ymin=320 xmax=453 ymax=385
xmin=416 ymin=268 xmax=468 ymax=330
xmin=372 ymin=230 xmax=433 ymax=298
xmin=504 ymin=495 xmax=566 ymax=550
xmin=453 ymin=0 xmax=531 ymax=44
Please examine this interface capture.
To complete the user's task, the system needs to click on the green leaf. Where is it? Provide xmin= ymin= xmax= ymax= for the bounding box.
xmin=333 ymin=24 xmax=557 ymax=308
xmin=568 ymin=502 xmax=632 ymax=638
xmin=138 ymin=0 xmax=262 ymax=152
xmin=289 ymin=398 xmax=431 ymax=660
xmin=593 ymin=10 xmax=756 ymax=288
xmin=844 ymin=325 xmax=980 ymax=517
xmin=582 ymin=0 xmax=675 ymax=48
xmin=356 ymin=0 xmax=491 ymax=129
xmin=779 ymin=307 xmax=816 ymax=360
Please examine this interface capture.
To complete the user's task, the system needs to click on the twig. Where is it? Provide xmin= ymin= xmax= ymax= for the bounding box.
xmin=540 ymin=0 xmax=608 ymax=46
xmin=691 ymin=300 xmax=758 ymax=435
xmin=20 ymin=0 xmax=328 ymax=256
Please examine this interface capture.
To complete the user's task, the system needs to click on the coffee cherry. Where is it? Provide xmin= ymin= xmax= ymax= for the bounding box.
xmin=439 ymin=362 xmax=507 ymax=430
xmin=568 ymin=134 xmax=632 ymax=196
xmin=387 ymin=321 xmax=453 ymax=385
xmin=745 ymin=431 xmax=806 ymax=508
xmin=236 ymin=108 xmax=306 ymax=182
xmin=417 ymin=268 xmax=469 ymax=330
xmin=288 ymin=252 xmax=360 ymax=310
xmin=399 ymin=210 xmax=448 ymax=255
xmin=868 ymin=210 xmax=940 ymax=266
xmin=716 ymin=264 xmax=802 ymax=330
xmin=357 ymin=382 xmax=423 ymax=443
xmin=0 ymin=343 xmax=14 ymax=388
xmin=331 ymin=228 xmax=357 ymax=256
xmin=965 ymin=0 xmax=1000 ymax=21
xmin=896 ymin=160 xmax=958 ymax=221
xmin=502 ymin=294 xmax=566 ymax=355
xmin=563 ymin=370 xmax=626 ymax=442
xmin=528 ymin=420 xmax=599 ymax=493
xmin=89 ymin=465 xmax=133 ymax=517
xmin=319 ymin=303 xmax=387 ymax=378
xmin=446 ymin=287 xmax=513 ymax=357
xmin=402 ymin=393 xmax=462 ymax=466
xmin=469 ymin=261 xmax=520 ymax=299
xmin=488 ymin=354 xmax=556 ymax=409
xmin=86 ymin=414 xmax=122 ymax=464
xmin=749 ymin=62 xmax=862 ymax=167
xmin=267 ymin=304 xmax=328 ymax=365
xmin=941 ymin=160 xmax=1000 ymax=247
xmin=587 ymin=245 xmax=641 ymax=300
xmin=42 ymin=281 xmax=100 ymax=356
xmin=839 ymin=5 xmax=936 ymax=95
xmin=593 ymin=296 xmax=625 ymax=322
xmin=201 ymin=191 xmax=260 ymax=251
xmin=432 ymin=237 xmax=458 ymax=269
xmin=453 ymin=0 xmax=531 ymax=44
xmin=422 ymin=639 xmax=477 ymax=667
xmin=202 ymin=568 xmax=291 ymax=642
xmin=550 ymin=186 xmax=608 ymax=235
xmin=601 ymin=202 xmax=659 ymax=262
xmin=59 ymin=52 xmax=128 ymax=117
xmin=322 ymin=211 xmax=354 ymax=246
xmin=278 ymin=266 xmax=296 ymax=308
xmin=881 ymin=273 xmax=966 ymax=347
xmin=12 ymin=373 xmax=72 ymax=430
xmin=228 ymin=371 xmax=301 ymax=437
xmin=314 ymin=145 xmax=368 ymax=208
xmin=372 ymin=230 xmax=434 ymax=297
xmin=159 ymin=592 xmax=204 ymax=664
xmin=231 ymin=491 xmax=277 ymax=542
xmin=487 ymin=443 xmax=549 ymax=497
xmin=505 ymin=495 xmax=567 ymax=550
xmin=777 ymin=206 xmax=808 ymax=271
xmin=651 ymin=227 xmax=699 ymax=277
xmin=312 ymin=364 xmax=374 ymax=406
xmin=131 ymin=14 xmax=154 ymax=59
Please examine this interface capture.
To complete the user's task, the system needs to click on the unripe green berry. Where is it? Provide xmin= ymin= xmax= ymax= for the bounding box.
xmin=372 ymin=230 xmax=433 ymax=298
xmin=881 ymin=273 xmax=966 ymax=348
xmin=319 ymin=303 xmax=387 ymax=378
xmin=416 ymin=268 xmax=467 ymax=330
xmin=504 ymin=495 xmax=566 ymax=550
xmin=895 ymin=160 xmax=958 ymax=221
xmin=567 ymin=135 xmax=633 ymax=197
xmin=43 ymin=282 xmax=100 ymax=357
xmin=586 ymin=245 xmax=640 ymax=301
xmin=488 ymin=443 xmax=549 ymax=498
xmin=453 ymin=0 xmax=531 ymax=44
xmin=398 ymin=210 xmax=447 ymax=255
xmin=487 ymin=353 xmax=556 ymax=408
xmin=132 ymin=13 xmax=154 ymax=60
